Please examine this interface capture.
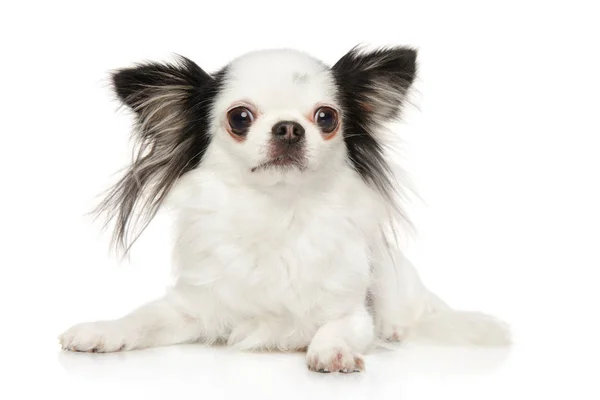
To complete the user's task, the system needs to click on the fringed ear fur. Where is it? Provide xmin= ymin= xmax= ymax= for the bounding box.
xmin=332 ymin=46 xmax=417 ymax=207
xmin=95 ymin=56 xmax=223 ymax=254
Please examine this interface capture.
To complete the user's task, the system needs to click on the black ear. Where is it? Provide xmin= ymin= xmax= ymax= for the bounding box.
xmin=331 ymin=46 xmax=417 ymax=206
xmin=112 ymin=56 xmax=213 ymax=133
xmin=332 ymin=46 xmax=417 ymax=124
xmin=98 ymin=56 xmax=224 ymax=253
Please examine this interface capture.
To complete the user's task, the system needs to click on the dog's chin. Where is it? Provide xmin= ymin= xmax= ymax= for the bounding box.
xmin=250 ymin=155 xmax=306 ymax=173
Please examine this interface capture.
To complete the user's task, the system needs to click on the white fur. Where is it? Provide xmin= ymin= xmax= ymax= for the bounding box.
xmin=60 ymin=49 xmax=510 ymax=371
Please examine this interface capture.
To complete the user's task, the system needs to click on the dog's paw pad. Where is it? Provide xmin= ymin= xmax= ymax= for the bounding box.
xmin=378 ymin=322 xmax=409 ymax=343
xmin=59 ymin=321 xmax=134 ymax=353
xmin=307 ymin=347 xmax=364 ymax=373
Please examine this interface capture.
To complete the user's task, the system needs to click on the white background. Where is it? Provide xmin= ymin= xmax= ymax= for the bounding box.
xmin=1 ymin=1 xmax=599 ymax=399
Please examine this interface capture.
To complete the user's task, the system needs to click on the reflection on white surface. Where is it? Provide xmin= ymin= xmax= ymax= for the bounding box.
xmin=57 ymin=343 xmax=511 ymax=398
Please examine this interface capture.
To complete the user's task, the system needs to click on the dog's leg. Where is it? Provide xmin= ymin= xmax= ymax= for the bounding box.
xmin=371 ymin=245 xmax=511 ymax=346
xmin=370 ymin=252 xmax=420 ymax=343
xmin=59 ymin=287 xmax=203 ymax=352
xmin=306 ymin=306 xmax=374 ymax=373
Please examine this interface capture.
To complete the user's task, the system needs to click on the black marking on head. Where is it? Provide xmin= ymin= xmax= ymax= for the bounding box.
xmin=95 ymin=56 xmax=227 ymax=253
xmin=292 ymin=72 xmax=310 ymax=84
xmin=332 ymin=45 xmax=417 ymax=205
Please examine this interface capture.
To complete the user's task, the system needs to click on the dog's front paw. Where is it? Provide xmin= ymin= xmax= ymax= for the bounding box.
xmin=306 ymin=345 xmax=365 ymax=373
xmin=59 ymin=320 xmax=137 ymax=353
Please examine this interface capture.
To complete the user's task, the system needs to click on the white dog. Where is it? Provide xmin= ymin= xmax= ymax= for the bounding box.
xmin=59 ymin=46 xmax=510 ymax=373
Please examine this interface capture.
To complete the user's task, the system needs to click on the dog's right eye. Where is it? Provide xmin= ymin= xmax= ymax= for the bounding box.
xmin=227 ymin=107 xmax=254 ymax=137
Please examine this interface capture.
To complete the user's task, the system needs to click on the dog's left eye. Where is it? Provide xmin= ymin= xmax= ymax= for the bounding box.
xmin=227 ymin=107 xmax=254 ymax=137
xmin=314 ymin=107 xmax=338 ymax=134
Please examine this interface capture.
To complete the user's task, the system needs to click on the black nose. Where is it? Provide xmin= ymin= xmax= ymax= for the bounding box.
xmin=271 ymin=121 xmax=305 ymax=144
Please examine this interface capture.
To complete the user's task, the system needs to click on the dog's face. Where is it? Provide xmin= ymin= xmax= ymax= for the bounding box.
xmin=102 ymin=46 xmax=417 ymax=249
xmin=211 ymin=50 xmax=342 ymax=176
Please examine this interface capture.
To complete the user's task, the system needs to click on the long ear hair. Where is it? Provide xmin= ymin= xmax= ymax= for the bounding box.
xmin=94 ymin=56 xmax=225 ymax=254
xmin=332 ymin=45 xmax=418 ymax=225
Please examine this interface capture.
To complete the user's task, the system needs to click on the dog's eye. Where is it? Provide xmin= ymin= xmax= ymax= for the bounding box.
xmin=227 ymin=107 xmax=254 ymax=136
xmin=314 ymin=107 xmax=338 ymax=134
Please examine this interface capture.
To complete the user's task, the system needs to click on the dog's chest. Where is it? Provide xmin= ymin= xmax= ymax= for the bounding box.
xmin=173 ymin=175 xmax=381 ymax=319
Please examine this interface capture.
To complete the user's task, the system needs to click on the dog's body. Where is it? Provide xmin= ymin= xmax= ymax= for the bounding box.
xmin=60 ymin=47 xmax=510 ymax=372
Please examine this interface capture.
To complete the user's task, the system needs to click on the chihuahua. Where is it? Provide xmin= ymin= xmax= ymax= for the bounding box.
xmin=59 ymin=46 xmax=510 ymax=373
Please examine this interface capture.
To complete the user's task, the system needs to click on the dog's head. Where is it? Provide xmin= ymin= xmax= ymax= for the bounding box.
xmin=211 ymin=50 xmax=341 ymax=177
xmin=101 ymin=46 xmax=417 ymax=251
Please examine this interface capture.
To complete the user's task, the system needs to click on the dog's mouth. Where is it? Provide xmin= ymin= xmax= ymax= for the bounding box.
xmin=251 ymin=155 xmax=305 ymax=172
